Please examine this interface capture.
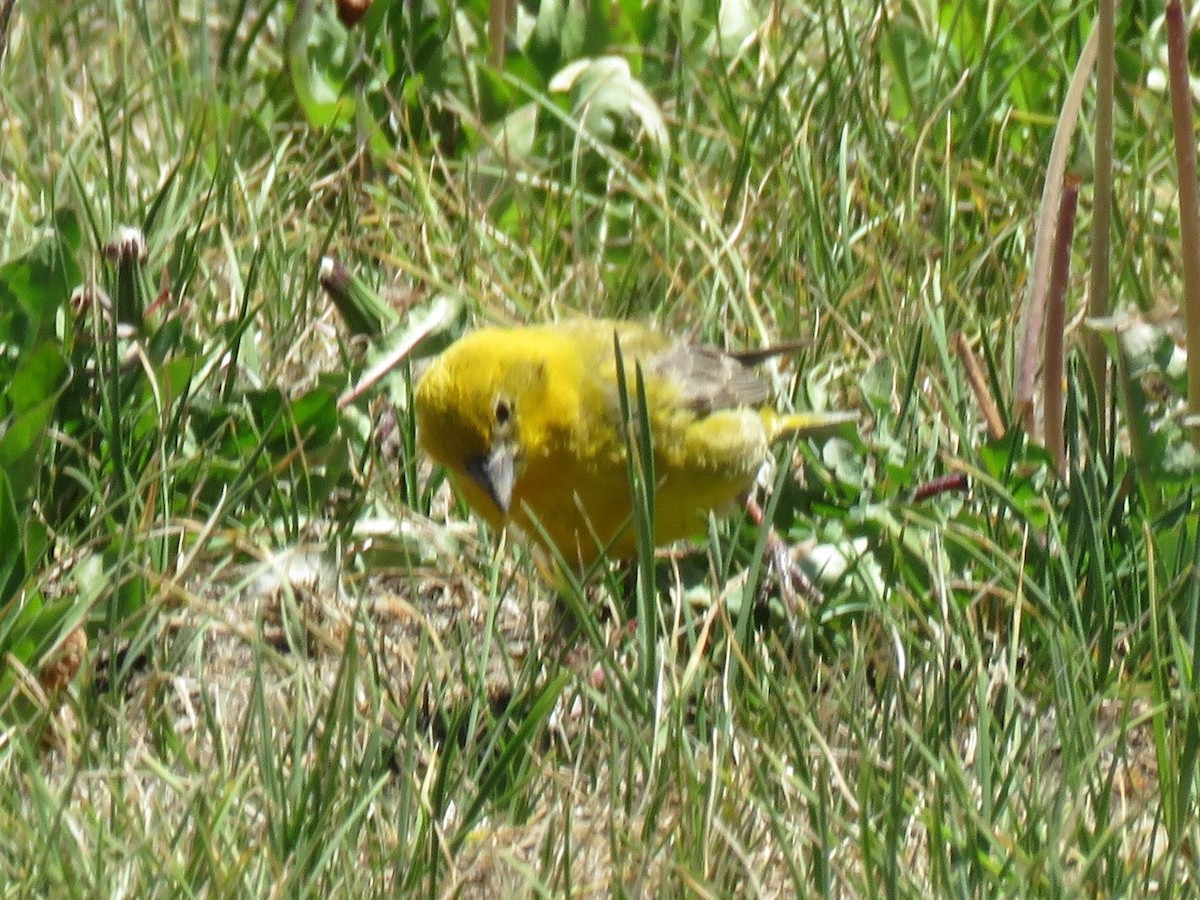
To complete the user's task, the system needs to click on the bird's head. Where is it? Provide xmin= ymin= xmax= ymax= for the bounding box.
xmin=415 ymin=328 xmax=560 ymax=519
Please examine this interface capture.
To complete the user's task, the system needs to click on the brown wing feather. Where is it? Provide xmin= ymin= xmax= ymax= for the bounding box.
xmin=648 ymin=341 xmax=770 ymax=415
xmin=725 ymin=340 xmax=808 ymax=366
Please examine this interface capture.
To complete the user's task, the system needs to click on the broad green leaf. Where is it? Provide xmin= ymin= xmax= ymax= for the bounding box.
xmin=7 ymin=342 xmax=69 ymax=414
xmin=548 ymin=56 xmax=668 ymax=155
xmin=0 ymin=225 xmax=82 ymax=346
xmin=0 ymin=470 xmax=23 ymax=604
xmin=712 ymin=0 xmax=758 ymax=57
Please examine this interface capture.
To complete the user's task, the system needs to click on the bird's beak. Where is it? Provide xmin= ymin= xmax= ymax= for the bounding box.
xmin=466 ymin=444 xmax=516 ymax=516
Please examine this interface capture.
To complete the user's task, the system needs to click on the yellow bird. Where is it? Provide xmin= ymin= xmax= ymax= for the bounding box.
xmin=414 ymin=319 xmax=851 ymax=569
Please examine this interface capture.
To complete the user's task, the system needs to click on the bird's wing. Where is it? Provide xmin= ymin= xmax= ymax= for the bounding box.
xmin=646 ymin=341 xmax=770 ymax=415
xmin=571 ymin=320 xmax=775 ymax=417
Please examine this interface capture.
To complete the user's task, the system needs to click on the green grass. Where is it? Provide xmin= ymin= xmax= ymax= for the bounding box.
xmin=1 ymin=0 xmax=1197 ymax=894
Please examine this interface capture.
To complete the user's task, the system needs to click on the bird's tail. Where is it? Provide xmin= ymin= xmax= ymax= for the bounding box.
xmin=763 ymin=409 xmax=857 ymax=445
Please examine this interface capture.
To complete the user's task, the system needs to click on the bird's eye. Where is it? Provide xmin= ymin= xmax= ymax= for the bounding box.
xmin=494 ymin=398 xmax=512 ymax=426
